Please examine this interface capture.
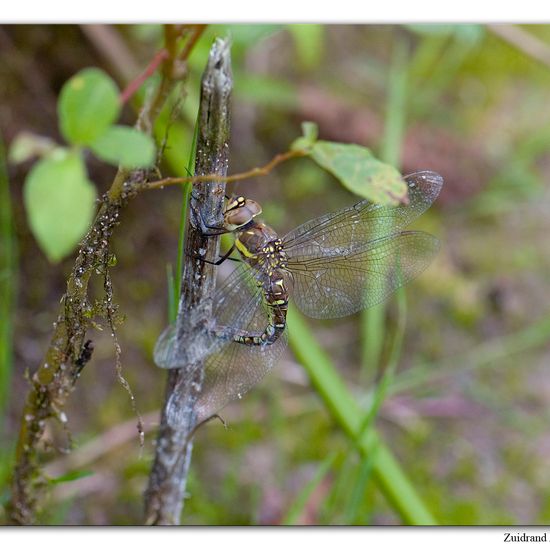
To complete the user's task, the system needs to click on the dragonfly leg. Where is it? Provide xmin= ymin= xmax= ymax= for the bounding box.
xmin=187 ymin=243 xmax=239 ymax=266
xmin=192 ymin=207 xmax=231 ymax=237
xmin=201 ymin=226 xmax=230 ymax=237
xmin=189 ymin=413 xmax=227 ymax=436
xmin=201 ymin=255 xmax=241 ymax=265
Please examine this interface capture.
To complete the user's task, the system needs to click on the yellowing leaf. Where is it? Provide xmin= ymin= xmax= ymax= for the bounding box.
xmin=310 ymin=141 xmax=408 ymax=205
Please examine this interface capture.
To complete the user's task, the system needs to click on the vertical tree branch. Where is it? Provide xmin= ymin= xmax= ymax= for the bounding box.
xmin=144 ymin=38 xmax=232 ymax=526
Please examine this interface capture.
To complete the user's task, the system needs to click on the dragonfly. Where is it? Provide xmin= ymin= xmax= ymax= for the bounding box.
xmin=154 ymin=171 xmax=443 ymax=423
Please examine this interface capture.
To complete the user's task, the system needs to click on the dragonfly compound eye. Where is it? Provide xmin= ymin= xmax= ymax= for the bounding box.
xmin=224 ymin=198 xmax=263 ymax=230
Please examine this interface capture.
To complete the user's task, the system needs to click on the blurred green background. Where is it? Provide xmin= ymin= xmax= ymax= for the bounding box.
xmin=2 ymin=24 xmax=550 ymax=525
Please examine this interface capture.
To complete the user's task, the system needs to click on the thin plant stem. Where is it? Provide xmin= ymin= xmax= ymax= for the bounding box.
xmin=119 ymin=48 xmax=169 ymax=105
xmin=361 ymin=35 xmax=409 ymax=382
xmin=145 ymin=148 xmax=307 ymax=191
xmin=174 ymin=117 xmax=200 ymax=311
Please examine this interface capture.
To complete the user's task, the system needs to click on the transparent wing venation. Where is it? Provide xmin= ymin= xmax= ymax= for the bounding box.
xmin=283 ymin=171 xmax=443 ymax=254
xmin=287 ymin=230 xmax=440 ymax=319
xmin=154 ymin=170 xmax=443 ymax=420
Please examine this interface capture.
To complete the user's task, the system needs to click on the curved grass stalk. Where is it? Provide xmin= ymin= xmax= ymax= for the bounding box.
xmin=287 ymin=306 xmax=437 ymax=525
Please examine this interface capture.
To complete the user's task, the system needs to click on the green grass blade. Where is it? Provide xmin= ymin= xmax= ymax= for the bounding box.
xmin=166 ymin=263 xmax=176 ymax=323
xmin=359 ymin=285 xmax=407 ymax=436
xmin=287 ymin=306 xmax=437 ymax=525
xmin=407 ymin=33 xmax=450 ymax=85
xmin=287 ymin=24 xmax=325 ymax=71
xmin=380 ymin=38 xmax=408 ymax=168
xmin=173 ymin=116 xmax=199 ymax=314
xmin=0 ymin=136 xmax=17 ymax=429
xmin=361 ymin=36 xmax=409 ymax=381
xmin=361 ymin=306 xmax=385 ymax=382
xmin=410 ymin=29 xmax=482 ymax=120
xmin=341 ymin=454 xmax=376 ymax=525
xmin=320 ymin=452 xmax=357 ymax=523
xmin=350 ymin=285 xmax=407 ymax=524
xmin=281 ymin=452 xmax=336 ymax=525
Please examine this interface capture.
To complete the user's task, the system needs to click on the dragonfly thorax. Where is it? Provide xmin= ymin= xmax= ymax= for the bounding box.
xmin=235 ymin=222 xmax=288 ymax=270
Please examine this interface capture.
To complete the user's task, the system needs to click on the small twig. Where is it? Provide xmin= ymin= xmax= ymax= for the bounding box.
xmin=103 ymin=268 xmax=144 ymax=448
xmin=119 ymin=48 xmax=169 ymax=105
xmin=145 ymin=25 xmax=206 ymax=133
xmin=146 ymin=148 xmax=307 ymax=191
xmin=144 ymin=37 xmax=233 ymax=526
xmin=179 ymin=25 xmax=208 ymax=61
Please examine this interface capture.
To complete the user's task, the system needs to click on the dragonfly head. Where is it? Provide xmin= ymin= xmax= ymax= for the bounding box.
xmin=224 ymin=196 xmax=262 ymax=230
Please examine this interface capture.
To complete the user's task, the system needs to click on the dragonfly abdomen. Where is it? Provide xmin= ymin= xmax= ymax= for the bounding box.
xmin=231 ymin=322 xmax=284 ymax=346
xmin=213 ymin=267 xmax=289 ymax=347
xmin=212 ymin=316 xmax=285 ymax=347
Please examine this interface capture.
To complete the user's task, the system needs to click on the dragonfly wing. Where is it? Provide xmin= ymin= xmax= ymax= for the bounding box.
xmin=286 ymin=231 xmax=439 ymax=319
xmin=153 ymin=323 xmax=179 ymax=369
xmin=196 ymin=325 xmax=288 ymax=423
xmin=154 ymin=263 xmax=263 ymax=369
xmin=282 ymin=171 xmax=443 ymax=255
xmin=196 ymin=264 xmax=289 ymax=422
xmin=153 ymin=262 xmax=289 ymax=422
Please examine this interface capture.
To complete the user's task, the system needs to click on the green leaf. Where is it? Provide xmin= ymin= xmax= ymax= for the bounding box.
xmin=301 ymin=121 xmax=319 ymax=142
xmin=290 ymin=121 xmax=319 ymax=152
xmin=309 ymin=141 xmax=408 ymax=205
xmin=90 ymin=125 xmax=156 ymax=168
xmin=24 ymin=150 xmax=97 ymax=263
xmin=58 ymin=68 xmax=120 ymax=146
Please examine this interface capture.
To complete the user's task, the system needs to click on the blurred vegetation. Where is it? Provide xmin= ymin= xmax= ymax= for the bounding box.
xmin=2 ymin=23 xmax=550 ymax=525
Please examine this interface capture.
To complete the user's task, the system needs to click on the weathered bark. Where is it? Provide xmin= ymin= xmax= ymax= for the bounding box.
xmin=144 ymin=38 xmax=232 ymax=526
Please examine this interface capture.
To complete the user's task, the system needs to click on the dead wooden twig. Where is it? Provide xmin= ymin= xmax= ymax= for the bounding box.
xmin=143 ymin=37 xmax=233 ymax=526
